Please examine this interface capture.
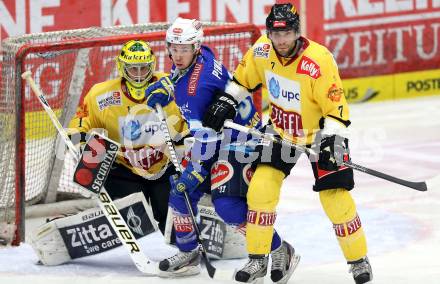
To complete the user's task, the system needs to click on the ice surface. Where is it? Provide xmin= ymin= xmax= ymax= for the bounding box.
xmin=1 ymin=96 xmax=440 ymax=284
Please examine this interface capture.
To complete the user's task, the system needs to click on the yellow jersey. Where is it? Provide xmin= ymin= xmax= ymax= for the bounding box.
xmin=234 ymin=35 xmax=349 ymax=145
xmin=68 ymin=74 xmax=188 ymax=178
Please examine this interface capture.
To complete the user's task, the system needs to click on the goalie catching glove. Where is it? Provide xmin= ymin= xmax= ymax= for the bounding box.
xmin=202 ymin=92 xmax=238 ymax=132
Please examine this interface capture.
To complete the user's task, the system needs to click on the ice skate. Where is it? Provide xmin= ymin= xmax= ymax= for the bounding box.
xmin=235 ymin=254 xmax=268 ymax=283
xmin=270 ymin=241 xmax=300 ymax=284
xmin=348 ymin=256 xmax=373 ymax=284
xmin=158 ymin=249 xmax=201 ymax=278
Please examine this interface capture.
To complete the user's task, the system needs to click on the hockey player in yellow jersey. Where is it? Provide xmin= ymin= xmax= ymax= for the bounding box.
xmin=69 ymin=40 xmax=188 ymax=234
xmin=203 ymin=3 xmax=372 ymax=284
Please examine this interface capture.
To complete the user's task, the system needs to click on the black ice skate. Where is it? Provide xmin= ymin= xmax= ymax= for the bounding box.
xmin=158 ymin=249 xmax=201 ymax=278
xmin=348 ymin=256 xmax=373 ymax=284
xmin=235 ymin=254 xmax=268 ymax=283
xmin=270 ymin=241 xmax=301 ymax=283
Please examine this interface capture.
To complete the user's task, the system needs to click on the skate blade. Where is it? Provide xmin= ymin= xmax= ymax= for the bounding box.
xmin=158 ymin=265 xmax=201 ymax=278
xmin=234 ymin=276 xmax=265 ymax=284
xmin=273 ymin=254 xmax=301 ymax=284
xmin=253 ymin=277 xmax=265 ymax=284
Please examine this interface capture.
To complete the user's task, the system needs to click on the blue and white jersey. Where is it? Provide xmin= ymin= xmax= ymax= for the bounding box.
xmin=170 ymin=45 xmax=261 ymax=157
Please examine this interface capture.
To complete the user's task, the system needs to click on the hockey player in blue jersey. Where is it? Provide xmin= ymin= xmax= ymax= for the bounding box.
xmin=145 ymin=18 xmax=299 ymax=280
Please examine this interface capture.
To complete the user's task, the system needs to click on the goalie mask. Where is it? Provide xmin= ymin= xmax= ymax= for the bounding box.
xmin=166 ymin=17 xmax=204 ymax=66
xmin=117 ymin=40 xmax=156 ymax=100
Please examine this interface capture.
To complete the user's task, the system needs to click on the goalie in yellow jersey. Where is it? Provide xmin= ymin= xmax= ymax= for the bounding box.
xmin=203 ymin=3 xmax=372 ymax=284
xmin=69 ymin=40 xmax=187 ymax=234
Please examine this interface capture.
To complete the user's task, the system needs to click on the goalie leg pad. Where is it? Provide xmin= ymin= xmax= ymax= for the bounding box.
xmin=30 ymin=192 xmax=157 ymax=265
xmin=30 ymin=221 xmax=70 ymax=265
xmin=319 ymin=188 xmax=367 ymax=261
xmin=246 ymin=164 xmax=284 ymax=255
xmin=200 ymin=196 xmax=247 ymax=259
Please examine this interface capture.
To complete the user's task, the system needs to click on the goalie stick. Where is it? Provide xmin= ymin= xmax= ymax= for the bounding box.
xmin=224 ymin=120 xmax=438 ymax=192
xmin=155 ymin=104 xmax=235 ymax=280
xmin=21 ymin=71 xmax=157 ymax=276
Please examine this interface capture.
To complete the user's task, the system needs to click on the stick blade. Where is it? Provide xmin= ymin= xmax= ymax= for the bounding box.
xmin=136 ymin=260 xmax=159 ymax=276
xmin=212 ymin=268 xmax=236 ymax=281
xmin=426 ymin=175 xmax=440 ymax=191
xmin=203 ymin=256 xmax=235 ymax=280
xmin=206 ymin=263 xmax=236 ymax=281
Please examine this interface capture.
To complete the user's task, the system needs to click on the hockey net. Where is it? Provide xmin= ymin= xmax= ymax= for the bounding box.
xmin=0 ymin=22 xmax=261 ymax=245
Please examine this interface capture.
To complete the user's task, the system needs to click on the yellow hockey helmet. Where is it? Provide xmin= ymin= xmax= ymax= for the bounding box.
xmin=117 ymin=40 xmax=156 ymax=100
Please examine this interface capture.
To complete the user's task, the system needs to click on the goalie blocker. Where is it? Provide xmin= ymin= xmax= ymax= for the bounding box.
xmin=73 ymin=133 xmax=119 ymax=194
xmin=31 ymin=192 xmax=157 ymax=265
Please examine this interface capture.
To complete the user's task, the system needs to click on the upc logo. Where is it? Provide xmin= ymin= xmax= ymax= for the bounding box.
xmin=122 ymin=119 xmax=141 ymax=141
xmin=269 ymin=77 xmax=300 ymax=101
xmin=144 ymin=123 xmax=165 ymax=136
xmin=269 ymin=77 xmax=280 ymax=99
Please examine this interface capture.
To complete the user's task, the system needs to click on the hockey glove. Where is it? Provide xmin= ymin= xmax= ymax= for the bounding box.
xmin=318 ymin=134 xmax=349 ymax=171
xmin=170 ymin=162 xmax=209 ymax=196
xmin=202 ymin=93 xmax=238 ymax=132
xmin=145 ymin=76 xmax=174 ymax=109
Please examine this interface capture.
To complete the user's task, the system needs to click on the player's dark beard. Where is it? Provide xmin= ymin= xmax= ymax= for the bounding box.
xmin=276 ymin=38 xmax=303 ymax=58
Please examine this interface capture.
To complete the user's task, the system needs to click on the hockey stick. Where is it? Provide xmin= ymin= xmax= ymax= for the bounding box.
xmin=22 ymin=71 xmax=158 ymax=275
xmin=155 ymin=104 xmax=235 ymax=280
xmin=224 ymin=120 xmax=437 ymax=192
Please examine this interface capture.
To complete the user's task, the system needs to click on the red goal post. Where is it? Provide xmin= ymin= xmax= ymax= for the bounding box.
xmin=0 ymin=22 xmax=261 ymax=246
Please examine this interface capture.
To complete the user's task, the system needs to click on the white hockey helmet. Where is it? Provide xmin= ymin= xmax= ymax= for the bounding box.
xmin=166 ymin=17 xmax=204 ymax=51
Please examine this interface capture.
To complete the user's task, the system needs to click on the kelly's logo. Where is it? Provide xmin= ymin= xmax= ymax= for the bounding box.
xmin=297 ymin=56 xmax=321 ymax=79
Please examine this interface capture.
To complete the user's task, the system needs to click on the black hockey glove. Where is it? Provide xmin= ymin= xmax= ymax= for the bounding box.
xmin=318 ymin=134 xmax=349 ymax=171
xmin=202 ymin=93 xmax=238 ymax=132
